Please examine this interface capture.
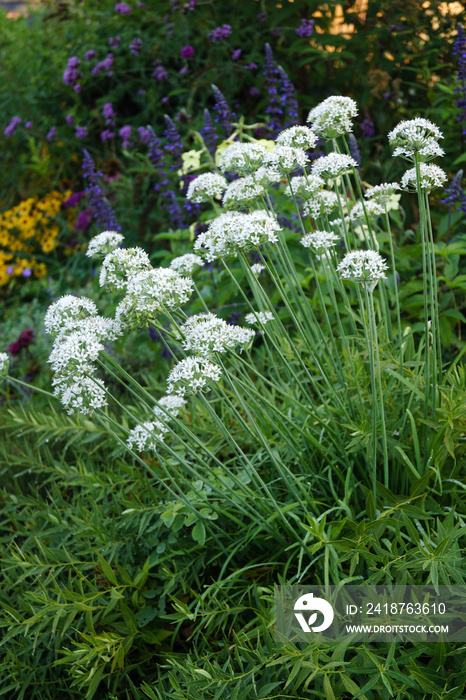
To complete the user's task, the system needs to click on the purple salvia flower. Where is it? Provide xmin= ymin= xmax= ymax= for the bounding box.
xmin=63 ymin=56 xmax=81 ymax=86
xmin=181 ymin=0 xmax=196 ymax=12
xmin=212 ymin=84 xmax=235 ymax=136
xmin=85 ymin=50 xmax=97 ymax=60
xmin=103 ymin=102 xmax=116 ymax=126
xmin=296 ymin=18 xmax=314 ymax=37
xmin=25 ymin=121 xmax=33 ymax=129
xmin=115 ymin=2 xmax=132 ymax=14
xmin=66 ymin=114 xmax=74 ymax=126
xmin=63 ymin=191 xmax=86 ymax=208
xmin=348 ymin=134 xmax=361 ymax=169
xmin=263 ymin=44 xmax=283 ymax=137
xmin=75 ymin=126 xmax=88 ymax=139
xmin=442 ymin=169 xmax=466 ymax=213
xmin=74 ymin=208 xmax=93 ymax=231
xmin=163 ymin=115 xmax=183 ymax=171
xmin=360 ymin=118 xmax=375 ymax=139
xmin=74 ymin=84 xmax=81 ymax=94
xmin=153 ymin=64 xmax=168 ymax=81
xmin=200 ymin=108 xmax=218 ymax=156
xmin=137 ymin=126 xmax=151 ymax=144
xmin=109 ymin=36 xmax=121 ymax=48
xmin=119 ymin=125 xmax=132 ymax=148
xmin=129 ymin=37 xmax=142 ymax=55
xmin=92 ymin=53 xmax=114 ymax=75
xmin=47 ymin=126 xmax=57 ymax=142
xmin=231 ymin=49 xmax=241 ymax=60
xmin=244 ymin=62 xmax=257 ymax=70
xmin=168 ymin=191 xmax=187 ymax=229
xmin=101 ymin=129 xmax=114 ymax=142
xmin=277 ymin=65 xmax=299 ymax=127
xmin=208 ymin=24 xmax=232 ymax=42
xmin=453 ymin=23 xmax=466 ymax=137
xmin=82 ymin=149 xmax=120 ymax=230
xmin=4 ymin=116 xmax=21 ymax=137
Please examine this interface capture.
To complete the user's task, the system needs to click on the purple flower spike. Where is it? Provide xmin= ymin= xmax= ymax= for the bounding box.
xmin=109 ymin=36 xmax=121 ymax=48
xmin=75 ymin=126 xmax=88 ymax=139
xmin=201 ymin=108 xmax=218 ymax=156
xmin=47 ymin=126 xmax=57 ymax=142
xmin=119 ymin=125 xmax=132 ymax=148
xmin=4 ymin=116 xmax=21 ymax=137
xmin=115 ymin=2 xmax=132 ymax=14
xmin=101 ymin=129 xmax=114 ymax=142
xmin=231 ymin=49 xmax=241 ymax=60
xmin=208 ymin=24 xmax=232 ymax=42
xmin=296 ymin=18 xmax=314 ymax=37
xmin=212 ymin=84 xmax=235 ymax=136
xmin=85 ymin=49 xmax=97 ymax=60
xmin=82 ymin=149 xmax=120 ymax=230
xmin=360 ymin=118 xmax=375 ymax=139
xmin=129 ymin=37 xmax=142 ymax=55
xmin=278 ymin=65 xmax=299 ymax=127
xmin=263 ymin=44 xmax=283 ymax=137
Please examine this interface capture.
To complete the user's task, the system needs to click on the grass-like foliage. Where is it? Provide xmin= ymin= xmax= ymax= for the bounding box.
xmin=1 ymin=97 xmax=466 ymax=698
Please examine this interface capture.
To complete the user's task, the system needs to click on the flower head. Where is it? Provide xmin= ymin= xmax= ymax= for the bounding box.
xmin=208 ymin=24 xmax=232 ymax=42
xmin=186 ymin=173 xmax=227 ymax=203
xmin=284 ymin=174 xmax=324 ymax=199
xmin=301 ymin=230 xmax=340 ymax=254
xmin=267 ymin=145 xmax=309 ymax=174
xmin=307 ymin=96 xmax=358 ymax=139
xmin=0 ymin=352 xmax=10 ymax=380
xmin=337 ymin=250 xmax=388 ymax=290
xmin=169 ymin=254 xmax=203 ymax=275
xmin=167 ymin=356 xmax=222 ymax=396
xmin=180 ymin=313 xmax=254 ymax=357
xmin=86 ymin=231 xmax=124 ymax=259
xmin=44 ymin=295 xmax=98 ymax=337
xmin=127 ymin=421 xmax=167 ymax=451
xmin=276 ymin=125 xmax=318 ymax=149
xmin=364 ymin=183 xmax=400 ymax=205
xmin=181 ymin=45 xmax=195 ymax=59
xmin=311 ymin=153 xmax=358 ymax=181
xmin=222 ymin=176 xmax=265 ymax=209
xmin=153 ymin=394 xmax=186 ymax=420
xmin=115 ymin=2 xmax=132 ymax=14
xmin=388 ymin=118 xmax=444 ymax=161
xmin=401 ymin=163 xmax=447 ymax=191
xmin=99 ymin=247 xmax=152 ymax=291
xmin=302 ymin=190 xmax=338 ymax=218
xmin=349 ymin=200 xmax=384 ymax=224
xmin=219 ymin=142 xmax=270 ymax=175
xmin=245 ymin=311 xmax=274 ymax=326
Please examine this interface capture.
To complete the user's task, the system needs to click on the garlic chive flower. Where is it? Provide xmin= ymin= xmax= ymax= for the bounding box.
xmin=302 ymin=190 xmax=339 ymax=218
xmin=337 ymin=250 xmax=388 ymax=291
xmin=86 ymin=231 xmax=124 ymax=259
xmin=169 ymin=254 xmax=203 ymax=275
xmin=306 ymin=96 xmax=358 ymax=139
xmin=245 ymin=311 xmax=274 ymax=326
xmin=127 ymin=420 xmax=168 ymax=452
xmin=276 ymin=125 xmax=318 ymax=149
xmin=0 ymin=352 xmax=10 ymax=380
xmin=267 ymin=146 xmax=309 ymax=174
xmin=400 ymin=163 xmax=447 ymax=191
xmin=153 ymin=394 xmax=186 ymax=420
xmin=349 ymin=200 xmax=384 ymax=224
xmin=127 ymin=268 xmax=194 ymax=313
xmin=167 ymin=356 xmax=222 ymax=396
xmin=44 ymin=295 xmax=99 ymax=338
xmin=253 ymin=165 xmax=281 ymax=186
xmin=186 ymin=173 xmax=228 ymax=203
xmin=301 ymin=230 xmax=340 ymax=254
xmin=388 ymin=118 xmax=444 ymax=161
xmin=180 ymin=313 xmax=255 ymax=356
xmin=284 ymin=174 xmax=325 ymax=199
xmin=364 ymin=183 xmax=400 ymax=205
xmin=250 ymin=263 xmax=265 ymax=276
xmin=100 ymin=247 xmax=152 ymax=291
xmin=219 ymin=142 xmax=270 ymax=175
xmin=222 ymin=176 xmax=265 ymax=209
xmin=194 ymin=211 xmax=281 ymax=262
xmin=52 ymin=374 xmax=108 ymax=416
xmin=311 ymin=153 xmax=358 ymax=181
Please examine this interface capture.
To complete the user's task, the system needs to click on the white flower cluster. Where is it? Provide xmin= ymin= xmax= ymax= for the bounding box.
xmin=219 ymin=143 xmax=270 ymax=175
xmin=364 ymin=183 xmax=400 ymax=205
xmin=276 ymin=125 xmax=318 ymax=149
xmin=222 ymin=176 xmax=265 ymax=209
xmin=307 ymin=96 xmax=358 ymax=139
xmin=301 ymin=230 xmax=340 ymax=254
xmin=167 ymin=356 xmax=222 ymax=396
xmin=349 ymin=200 xmax=384 ymax=224
xmin=268 ymin=146 xmax=309 ymax=174
xmin=194 ymin=211 xmax=281 ymax=262
xmin=284 ymin=174 xmax=324 ymax=200
xmin=116 ymin=268 xmax=194 ymax=331
xmin=181 ymin=313 xmax=255 ymax=357
xmin=302 ymin=190 xmax=339 ymax=219
xmin=186 ymin=173 xmax=228 ymax=203
xmin=127 ymin=420 xmax=167 ymax=452
xmin=253 ymin=165 xmax=281 ymax=186
xmin=44 ymin=295 xmax=98 ymax=337
xmin=0 ymin=352 xmax=10 ymax=380
xmin=46 ymin=309 xmax=118 ymax=415
xmin=86 ymin=231 xmax=124 ymax=259
xmin=311 ymin=153 xmax=358 ymax=180
xmin=400 ymin=163 xmax=447 ymax=191
xmin=388 ymin=118 xmax=444 ymax=161
xmin=169 ymin=254 xmax=203 ymax=275
xmin=99 ymin=247 xmax=152 ymax=291
xmin=250 ymin=263 xmax=265 ymax=276
xmin=127 ymin=394 xmax=187 ymax=452
xmin=337 ymin=250 xmax=388 ymax=289
xmin=245 ymin=311 xmax=274 ymax=326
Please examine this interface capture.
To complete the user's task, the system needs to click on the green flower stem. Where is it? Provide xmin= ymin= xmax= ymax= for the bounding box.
xmin=362 ymin=285 xmax=379 ymax=503
xmin=384 ymin=206 xmax=403 ymax=366
xmin=367 ymin=286 xmax=389 ymax=488
xmin=192 ymin=280 xmax=211 ymax=313
xmin=424 ymin=193 xmax=442 ymax=395
xmin=5 ymin=376 xmax=55 ymax=398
